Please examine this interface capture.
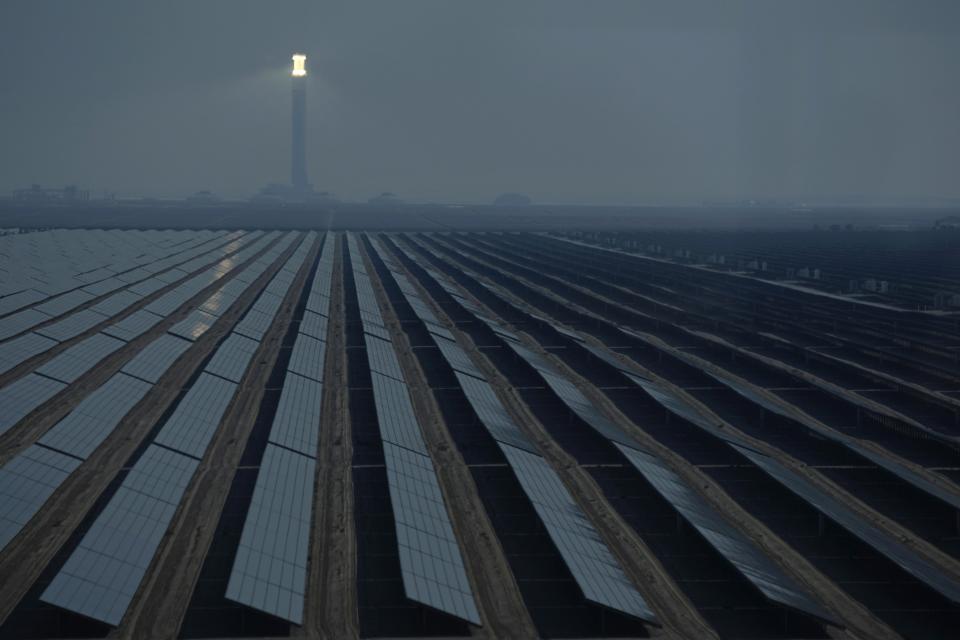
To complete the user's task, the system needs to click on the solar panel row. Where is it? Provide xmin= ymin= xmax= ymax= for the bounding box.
xmin=412 ymin=234 xmax=960 ymax=616
xmin=365 ymin=334 xmax=404 ymax=382
xmin=38 ymin=233 xmax=309 ymax=625
xmin=0 ymin=445 xmax=82 ymax=550
xmin=38 ymin=374 xmax=153 ymax=459
xmin=0 ymin=374 xmax=68 ymax=436
xmin=693 ymin=358 xmax=960 ymax=511
xmin=205 ymin=334 xmax=261 ymax=383
xmin=225 ymin=233 xmax=331 ymax=623
xmin=102 ymin=309 xmax=164 ymax=342
xmin=286 ymin=334 xmax=325 ymax=383
xmin=225 ymin=444 xmax=315 ymax=624
xmin=35 ymin=333 xmax=125 ymax=384
xmin=0 ymin=231 xmax=250 ymax=344
xmin=0 ymin=231 xmax=269 ymax=379
xmin=458 ymin=297 xmax=841 ymax=619
xmin=406 ymin=232 xmax=960 ymax=616
xmin=41 ymin=445 xmax=200 ymax=625
xmin=372 ymin=236 xmax=656 ymax=623
xmin=1 ymin=230 xmax=233 ymax=308
xmin=616 ymin=445 xmax=836 ymax=621
xmin=347 ymin=235 xmax=482 ymax=624
xmin=169 ymin=309 xmax=219 ymax=342
xmin=0 ymin=332 xmax=58 ymax=376
xmin=735 ymin=443 xmax=960 ymax=605
xmin=0 ymin=235 xmax=297 ymax=561
xmin=231 ymin=233 xmax=313 ymax=342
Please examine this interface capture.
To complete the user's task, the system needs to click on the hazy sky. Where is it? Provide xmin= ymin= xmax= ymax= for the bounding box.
xmin=2 ymin=1 xmax=959 ymax=203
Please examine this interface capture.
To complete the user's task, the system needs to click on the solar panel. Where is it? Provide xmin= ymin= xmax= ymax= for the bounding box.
xmin=733 ymin=443 xmax=960 ymax=604
xmin=365 ymin=334 xmax=405 ymax=381
xmin=351 ymin=235 xmax=484 ymax=623
xmin=0 ymin=445 xmax=82 ymax=552
xmin=476 ymin=315 xmax=521 ymax=343
xmin=287 ymin=334 xmax=325 ymax=383
xmin=34 ymin=289 xmax=95 ymax=316
xmin=39 ymin=373 xmax=152 ymax=459
xmin=89 ymin=290 xmax=145 ymax=317
xmin=0 ymin=332 xmax=58 ymax=375
xmin=145 ymin=279 xmax=205 ymax=317
xmin=358 ymin=303 xmax=385 ymax=325
xmin=75 ymin=267 xmax=117 ymax=284
xmin=127 ymin=277 xmax=167 ymax=297
xmin=154 ymin=267 xmax=190 ymax=284
xmin=630 ymin=375 xmax=737 ymax=444
xmin=0 ymin=289 xmax=45 ymax=316
xmin=384 ymin=442 xmax=481 ymax=623
xmin=454 ymin=372 xmax=538 ymax=454
xmin=204 ymin=334 xmax=259 ymax=383
xmin=297 ymin=315 xmax=328 ymax=348
xmin=114 ymin=267 xmax=152 ymax=284
xmin=81 ymin=277 xmax=127 ymax=298
xmin=499 ymin=443 xmax=656 ymax=622
xmin=362 ymin=322 xmax=391 ymax=342
xmin=425 ymin=321 xmax=456 ymax=343
xmin=35 ymin=308 xmax=109 ymax=342
xmin=41 ymin=445 xmax=199 ymax=625
xmin=169 ymin=309 xmax=218 ymax=341
xmin=121 ymin=334 xmax=192 ymax=383
xmin=197 ymin=289 xmax=234 ymax=317
xmin=616 ymin=444 xmax=835 ymax=622
xmin=537 ymin=369 xmax=640 ymax=448
xmin=580 ymin=343 xmax=637 ymax=374
xmin=233 ymin=308 xmax=276 ymax=341
xmin=36 ymin=333 xmax=126 ymax=383
xmin=844 ymin=441 xmax=960 ymax=511
xmin=102 ymin=308 xmax=164 ymax=342
xmin=268 ymin=373 xmax=323 ymax=457
xmin=224 ymin=444 xmax=315 ymax=623
xmin=305 ymin=291 xmax=331 ymax=316
xmin=0 ymin=308 xmax=53 ymax=341
xmin=435 ymin=337 xmax=484 ymax=380
xmin=154 ymin=373 xmax=237 ymax=459
xmin=212 ymin=278 xmax=250 ymax=301
xmin=370 ymin=373 xmax=428 ymax=455
xmin=697 ymin=364 xmax=960 ymax=511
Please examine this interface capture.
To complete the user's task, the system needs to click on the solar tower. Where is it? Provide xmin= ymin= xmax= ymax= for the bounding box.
xmin=291 ymin=54 xmax=308 ymax=192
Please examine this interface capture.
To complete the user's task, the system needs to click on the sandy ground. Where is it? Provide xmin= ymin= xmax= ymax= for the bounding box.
xmin=303 ymin=234 xmax=360 ymax=639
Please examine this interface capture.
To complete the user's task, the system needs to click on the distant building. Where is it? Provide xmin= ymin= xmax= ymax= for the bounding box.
xmin=934 ymin=216 xmax=960 ymax=229
xmin=12 ymin=184 xmax=90 ymax=203
xmin=493 ymin=193 xmax=532 ymax=206
xmin=185 ymin=190 xmax=220 ymax=204
xmin=250 ymin=183 xmax=338 ymax=204
xmin=368 ymin=192 xmax=403 ymax=206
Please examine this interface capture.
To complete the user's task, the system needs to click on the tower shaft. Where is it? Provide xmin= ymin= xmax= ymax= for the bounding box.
xmin=291 ymin=76 xmax=308 ymax=191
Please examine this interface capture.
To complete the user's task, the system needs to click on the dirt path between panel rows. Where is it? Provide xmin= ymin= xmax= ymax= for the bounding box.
xmin=304 ymin=234 xmax=360 ymax=640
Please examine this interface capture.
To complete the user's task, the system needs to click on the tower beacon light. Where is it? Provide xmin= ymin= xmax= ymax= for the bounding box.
xmin=292 ymin=54 xmax=307 ymax=77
